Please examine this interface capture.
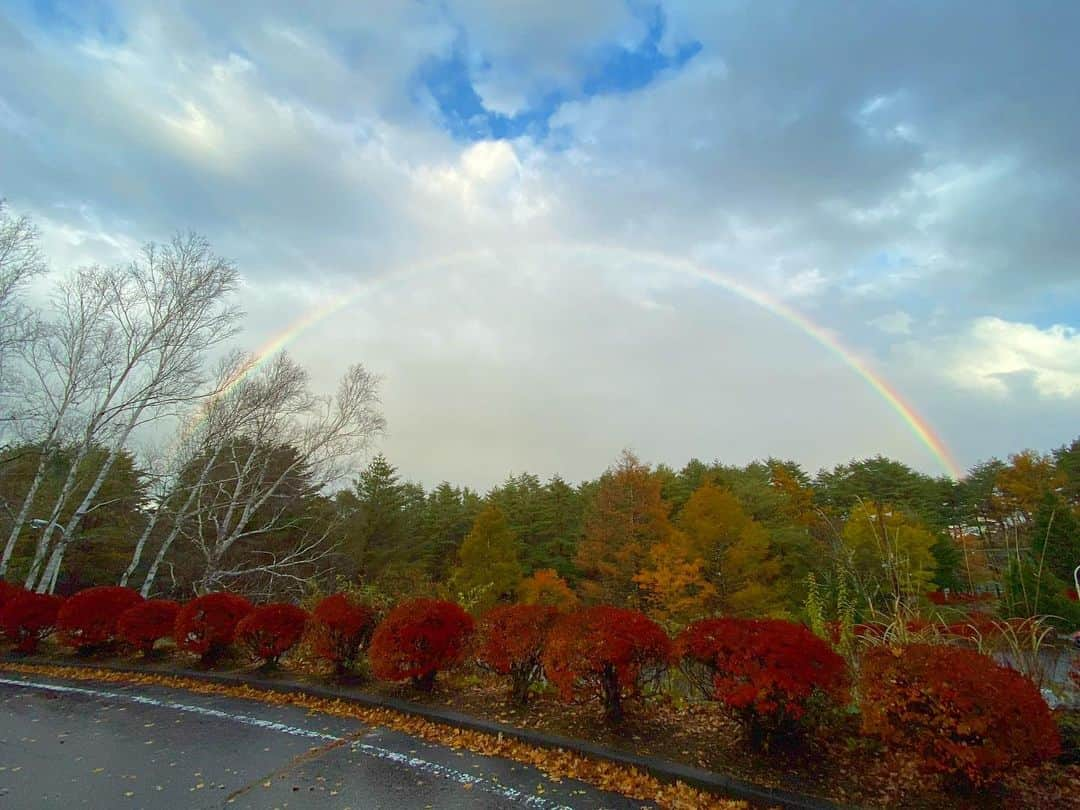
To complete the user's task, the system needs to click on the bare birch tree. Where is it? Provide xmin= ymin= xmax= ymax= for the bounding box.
xmin=0 ymin=271 xmax=113 ymax=577
xmin=0 ymin=201 xmax=46 ymax=428
xmin=22 ymin=234 xmax=239 ymax=591
xmin=138 ymin=352 xmax=383 ymax=598
xmin=120 ymin=351 xmax=250 ymax=590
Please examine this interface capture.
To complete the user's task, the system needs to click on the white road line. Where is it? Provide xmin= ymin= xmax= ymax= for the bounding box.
xmin=0 ymin=675 xmax=575 ymax=809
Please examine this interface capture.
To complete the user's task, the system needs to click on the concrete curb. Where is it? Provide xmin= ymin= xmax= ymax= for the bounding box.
xmin=0 ymin=654 xmax=843 ymax=810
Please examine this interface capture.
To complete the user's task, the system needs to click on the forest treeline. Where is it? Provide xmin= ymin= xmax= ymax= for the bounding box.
xmin=1 ymin=205 xmax=1078 ymax=632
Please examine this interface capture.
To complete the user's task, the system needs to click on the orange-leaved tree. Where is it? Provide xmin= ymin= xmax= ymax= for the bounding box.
xmin=517 ymin=568 xmax=579 ymax=611
xmin=675 ymin=483 xmax=784 ymax=616
xmin=633 ymin=537 xmax=717 ymax=630
xmin=574 ymin=451 xmax=675 ymax=608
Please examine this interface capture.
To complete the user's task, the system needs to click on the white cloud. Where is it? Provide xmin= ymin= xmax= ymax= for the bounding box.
xmin=870 ymin=311 xmax=913 ymax=335
xmin=909 ymin=317 xmax=1080 ymax=399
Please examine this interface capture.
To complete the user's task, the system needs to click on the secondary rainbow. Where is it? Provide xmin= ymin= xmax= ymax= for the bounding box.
xmin=214 ymin=243 xmax=964 ymax=480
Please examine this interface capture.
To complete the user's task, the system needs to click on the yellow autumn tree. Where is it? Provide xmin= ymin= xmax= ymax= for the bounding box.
xmin=517 ymin=568 xmax=579 ymax=611
xmin=993 ymin=450 xmax=1065 ymax=525
xmin=675 ymin=483 xmax=785 ymax=616
xmin=634 ymin=535 xmax=718 ymax=630
xmin=574 ymin=450 xmax=675 ymax=608
xmin=841 ymin=501 xmax=938 ymax=605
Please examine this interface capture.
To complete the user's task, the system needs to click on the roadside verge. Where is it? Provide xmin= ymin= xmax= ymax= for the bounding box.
xmin=0 ymin=654 xmax=841 ymax=810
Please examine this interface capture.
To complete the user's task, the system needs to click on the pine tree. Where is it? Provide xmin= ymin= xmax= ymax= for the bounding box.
xmin=1031 ymin=491 xmax=1080 ymax=585
xmin=419 ymin=483 xmax=482 ymax=579
xmin=345 ymin=454 xmax=408 ymax=579
xmin=450 ymin=505 xmax=522 ymax=611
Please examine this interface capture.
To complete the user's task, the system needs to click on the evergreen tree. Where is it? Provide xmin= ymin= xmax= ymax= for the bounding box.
xmin=1031 ymin=491 xmax=1080 ymax=585
xmin=419 ymin=482 xmax=482 ymax=579
xmin=814 ymin=456 xmax=954 ymax=530
xmin=1002 ymin=557 xmax=1080 ymax=629
xmin=1053 ymin=437 xmax=1080 ymax=507
xmin=450 ymin=504 xmax=522 ymax=611
xmin=344 ymin=454 xmax=408 ymax=579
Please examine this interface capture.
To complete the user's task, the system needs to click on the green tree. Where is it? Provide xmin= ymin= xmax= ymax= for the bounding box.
xmin=815 ymin=456 xmax=954 ymax=531
xmin=450 ymin=505 xmax=522 ymax=611
xmin=1053 ymin=436 xmax=1080 ymax=507
xmin=0 ymin=443 xmax=146 ymax=589
xmin=1002 ymin=557 xmax=1080 ymax=629
xmin=1031 ymin=491 xmax=1080 ymax=585
xmin=418 ymin=482 xmax=482 ymax=579
xmin=342 ymin=454 xmax=410 ymax=579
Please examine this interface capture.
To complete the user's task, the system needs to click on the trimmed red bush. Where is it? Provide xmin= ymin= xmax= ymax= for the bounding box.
xmin=0 ymin=591 xmax=64 ymax=653
xmin=369 ymin=599 xmax=474 ymax=691
xmin=475 ymin=604 xmax=558 ymax=703
xmin=542 ymin=606 xmax=671 ymax=723
xmin=174 ymin=592 xmax=252 ymax=664
xmin=117 ymin=599 xmax=181 ymax=656
xmin=56 ymin=586 xmax=144 ymax=651
xmin=310 ymin=593 xmax=376 ymax=676
xmin=236 ymin=603 xmax=309 ymax=666
xmin=676 ymin=617 xmax=848 ymax=747
xmin=859 ymin=644 xmax=1060 ymax=787
xmin=0 ymin=580 xmax=25 ymax=610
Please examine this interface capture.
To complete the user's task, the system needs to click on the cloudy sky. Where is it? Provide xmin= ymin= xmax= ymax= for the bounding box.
xmin=2 ymin=1 xmax=1078 ymax=488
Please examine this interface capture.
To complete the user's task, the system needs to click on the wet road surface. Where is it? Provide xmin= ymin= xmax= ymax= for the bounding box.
xmin=0 ymin=671 xmax=647 ymax=809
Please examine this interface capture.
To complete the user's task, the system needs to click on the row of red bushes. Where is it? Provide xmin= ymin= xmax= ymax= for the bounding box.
xmin=0 ymin=581 xmax=1062 ymax=787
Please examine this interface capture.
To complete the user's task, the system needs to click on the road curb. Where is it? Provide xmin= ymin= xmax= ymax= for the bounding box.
xmin=0 ymin=654 xmax=842 ymax=809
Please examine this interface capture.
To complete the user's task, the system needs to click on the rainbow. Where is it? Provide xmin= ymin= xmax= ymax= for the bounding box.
xmin=216 ymin=243 xmax=964 ymax=480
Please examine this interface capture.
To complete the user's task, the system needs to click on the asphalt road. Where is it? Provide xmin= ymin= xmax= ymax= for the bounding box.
xmin=0 ymin=672 xmax=648 ymax=809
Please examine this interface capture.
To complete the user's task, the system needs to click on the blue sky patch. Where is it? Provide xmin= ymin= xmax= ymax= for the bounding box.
xmin=417 ymin=4 xmax=701 ymax=142
xmin=26 ymin=0 xmax=124 ymax=43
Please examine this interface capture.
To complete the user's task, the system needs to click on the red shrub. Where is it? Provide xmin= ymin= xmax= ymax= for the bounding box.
xmin=475 ymin=604 xmax=558 ymax=703
xmin=0 ymin=580 xmax=25 ymax=610
xmin=943 ymin=612 xmax=1001 ymax=641
xmin=235 ymin=603 xmax=309 ymax=666
xmin=928 ymin=590 xmax=993 ymax=605
xmin=369 ymin=599 xmax=474 ymax=691
xmin=117 ymin=600 xmax=181 ymax=656
xmin=676 ymin=617 xmax=848 ymax=747
xmin=309 ymin=593 xmax=376 ymax=676
xmin=0 ymin=591 xmax=64 ymax=653
xmin=174 ymin=592 xmax=253 ymax=664
xmin=56 ymin=586 xmax=144 ymax=651
xmin=542 ymin=606 xmax=671 ymax=723
xmin=859 ymin=644 xmax=1060 ymax=787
